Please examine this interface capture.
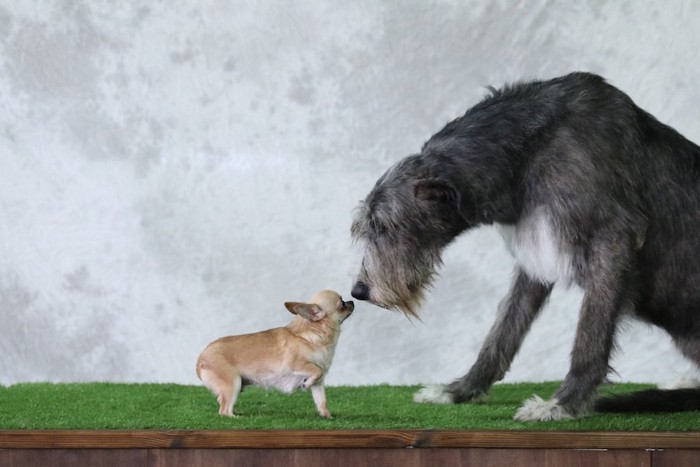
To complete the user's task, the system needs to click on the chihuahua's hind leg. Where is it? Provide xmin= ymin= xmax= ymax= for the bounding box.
xmin=217 ymin=373 xmax=242 ymax=417
xmin=311 ymin=383 xmax=331 ymax=419
xmin=199 ymin=363 xmax=242 ymax=417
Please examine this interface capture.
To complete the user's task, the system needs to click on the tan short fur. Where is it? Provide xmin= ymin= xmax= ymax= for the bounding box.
xmin=196 ymin=290 xmax=353 ymax=418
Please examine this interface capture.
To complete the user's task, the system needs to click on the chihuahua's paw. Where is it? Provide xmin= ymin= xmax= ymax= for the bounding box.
xmin=413 ymin=384 xmax=454 ymax=404
xmin=513 ymin=395 xmax=573 ymax=422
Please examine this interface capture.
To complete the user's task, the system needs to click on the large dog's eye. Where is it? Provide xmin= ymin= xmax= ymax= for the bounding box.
xmin=370 ymin=220 xmax=381 ymax=234
xmin=369 ymin=215 xmax=387 ymax=235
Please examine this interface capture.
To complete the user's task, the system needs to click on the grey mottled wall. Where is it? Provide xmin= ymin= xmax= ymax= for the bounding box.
xmin=1 ymin=0 xmax=699 ymax=387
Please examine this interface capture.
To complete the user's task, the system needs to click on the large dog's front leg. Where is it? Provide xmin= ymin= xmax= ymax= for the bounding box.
xmin=515 ymin=242 xmax=631 ymax=421
xmin=414 ymin=269 xmax=553 ymax=404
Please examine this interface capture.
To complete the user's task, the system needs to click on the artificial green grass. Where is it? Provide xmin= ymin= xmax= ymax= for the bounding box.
xmin=1 ymin=382 xmax=698 ymax=431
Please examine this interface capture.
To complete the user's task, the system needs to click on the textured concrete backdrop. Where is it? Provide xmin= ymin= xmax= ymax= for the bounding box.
xmin=1 ymin=1 xmax=699 ymax=388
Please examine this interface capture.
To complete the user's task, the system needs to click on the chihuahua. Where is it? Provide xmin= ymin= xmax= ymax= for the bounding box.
xmin=196 ymin=290 xmax=353 ymax=418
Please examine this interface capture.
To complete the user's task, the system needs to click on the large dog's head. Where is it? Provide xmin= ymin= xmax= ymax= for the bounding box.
xmin=350 ymin=154 xmax=469 ymax=317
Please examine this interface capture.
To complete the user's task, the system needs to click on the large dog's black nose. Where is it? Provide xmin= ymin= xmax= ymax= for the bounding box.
xmin=351 ymin=281 xmax=370 ymax=301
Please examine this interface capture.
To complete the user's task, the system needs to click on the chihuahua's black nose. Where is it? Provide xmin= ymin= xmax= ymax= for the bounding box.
xmin=351 ymin=281 xmax=369 ymax=301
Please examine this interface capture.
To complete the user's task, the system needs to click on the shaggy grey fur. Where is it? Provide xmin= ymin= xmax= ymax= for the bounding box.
xmin=351 ymin=72 xmax=700 ymax=419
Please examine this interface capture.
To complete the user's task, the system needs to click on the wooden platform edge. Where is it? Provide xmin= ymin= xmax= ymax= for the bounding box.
xmin=1 ymin=430 xmax=699 ymax=449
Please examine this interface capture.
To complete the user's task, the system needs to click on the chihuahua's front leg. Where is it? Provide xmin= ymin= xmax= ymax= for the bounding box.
xmin=293 ymin=364 xmax=330 ymax=418
xmin=311 ymin=383 xmax=331 ymax=418
xmin=294 ymin=363 xmax=324 ymax=390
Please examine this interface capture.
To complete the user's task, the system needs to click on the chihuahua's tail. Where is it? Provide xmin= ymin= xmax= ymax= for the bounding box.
xmin=595 ymin=387 xmax=700 ymax=413
xmin=195 ymin=356 xmax=207 ymax=380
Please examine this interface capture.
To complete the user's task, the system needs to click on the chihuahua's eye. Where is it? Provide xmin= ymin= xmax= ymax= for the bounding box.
xmin=340 ymin=300 xmax=346 ymax=309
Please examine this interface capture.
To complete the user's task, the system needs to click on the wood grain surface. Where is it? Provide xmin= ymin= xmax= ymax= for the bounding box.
xmin=1 ymin=429 xmax=700 ymax=449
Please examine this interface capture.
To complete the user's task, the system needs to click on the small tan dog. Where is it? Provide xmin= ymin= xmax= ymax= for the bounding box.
xmin=196 ymin=290 xmax=353 ymax=418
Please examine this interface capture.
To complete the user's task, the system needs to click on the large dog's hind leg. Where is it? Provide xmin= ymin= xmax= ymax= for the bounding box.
xmin=515 ymin=236 xmax=632 ymax=421
xmin=665 ymin=338 xmax=700 ymax=389
xmin=414 ymin=269 xmax=553 ymax=404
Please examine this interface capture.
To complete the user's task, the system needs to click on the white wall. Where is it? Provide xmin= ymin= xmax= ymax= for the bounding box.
xmin=1 ymin=0 xmax=699 ymax=387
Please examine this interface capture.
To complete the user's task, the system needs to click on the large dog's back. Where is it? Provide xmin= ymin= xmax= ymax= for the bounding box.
xmin=426 ymin=73 xmax=700 ymax=332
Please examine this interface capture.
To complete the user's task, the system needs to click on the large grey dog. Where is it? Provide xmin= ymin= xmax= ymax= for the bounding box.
xmin=350 ymin=72 xmax=700 ymax=421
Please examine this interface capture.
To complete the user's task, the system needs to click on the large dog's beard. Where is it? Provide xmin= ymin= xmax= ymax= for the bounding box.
xmin=360 ymin=241 xmax=442 ymax=318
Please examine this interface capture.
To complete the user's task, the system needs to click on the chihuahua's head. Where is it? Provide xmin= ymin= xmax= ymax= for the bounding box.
xmin=284 ymin=290 xmax=354 ymax=325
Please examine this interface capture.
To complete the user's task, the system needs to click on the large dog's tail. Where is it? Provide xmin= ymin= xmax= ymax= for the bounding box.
xmin=595 ymin=388 xmax=700 ymax=413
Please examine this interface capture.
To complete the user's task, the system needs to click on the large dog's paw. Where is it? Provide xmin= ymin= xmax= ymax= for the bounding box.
xmin=413 ymin=384 xmax=455 ymax=404
xmin=513 ymin=395 xmax=574 ymax=421
xmin=660 ymin=375 xmax=700 ymax=390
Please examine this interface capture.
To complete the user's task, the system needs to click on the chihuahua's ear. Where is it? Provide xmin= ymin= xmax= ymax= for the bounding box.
xmin=284 ymin=302 xmax=326 ymax=321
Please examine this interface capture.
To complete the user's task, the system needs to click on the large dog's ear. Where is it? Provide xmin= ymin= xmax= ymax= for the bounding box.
xmin=284 ymin=302 xmax=326 ymax=321
xmin=414 ymin=179 xmax=473 ymax=227
xmin=414 ymin=179 xmax=460 ymax=206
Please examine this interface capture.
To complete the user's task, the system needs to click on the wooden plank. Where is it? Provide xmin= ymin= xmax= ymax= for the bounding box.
xmin=1 ymin=430 xmax=700 ymax=450
xmin=294 ymin=449 xmax=423 ymax=467
xmin=426 ymin=430 xmax=700 ymax=449
xmin=544 ymin=449 xmax=650 ymax=467
xmin=462 ymin=448 xmax=650 ymax=467
xmin=652 ymin=449 xmax=700 ymax=467
xmin=0 ymin=430 xmax=416 ymax=449
xmin=0 ymin=448 xmax=482 ymax=467
xmin=148 ymin=449 xmax=295 ymax=467
xmin=0 ymin=449 xmax=149 ymax=467
xmin=0 ymin=448 xmax=654 ymax=467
